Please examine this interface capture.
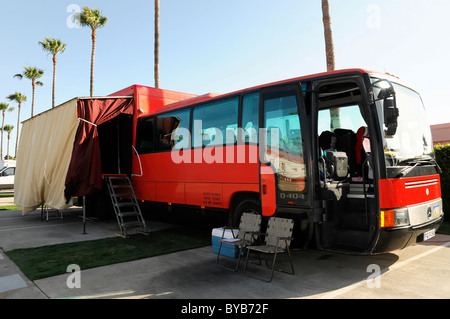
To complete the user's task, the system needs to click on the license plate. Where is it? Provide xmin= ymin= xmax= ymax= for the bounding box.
xmin=423 ymin=229 xmax=436 ymax=241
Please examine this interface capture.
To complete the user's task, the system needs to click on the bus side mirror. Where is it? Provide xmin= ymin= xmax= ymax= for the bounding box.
xmin=377 ymin=85 xmax=395 ymax=100
xmin=369 ymin=79 xmax=394 ymax=102
xmin=384 ymin=97 xmax=399 ymax=137
xmin=369 ymin=79 xmax=399 ymax=137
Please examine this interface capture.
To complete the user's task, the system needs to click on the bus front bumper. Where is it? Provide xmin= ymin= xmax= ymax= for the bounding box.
xmin=373 ymin=216 xmax=444 ymax=254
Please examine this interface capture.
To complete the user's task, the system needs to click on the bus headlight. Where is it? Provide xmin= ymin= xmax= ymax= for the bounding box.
xmin=380 ymin=209 xmax=410 ymax=228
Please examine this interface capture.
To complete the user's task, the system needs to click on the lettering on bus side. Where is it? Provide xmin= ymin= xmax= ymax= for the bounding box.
xmin=203 ymin=191 xmax=223 ymax=206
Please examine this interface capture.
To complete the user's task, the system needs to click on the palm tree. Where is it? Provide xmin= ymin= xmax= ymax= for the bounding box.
xmin=6 ymin=92 xmax=27 ymax=158
xmin=0 ymin=103 xmax=14 ymax=160
xmin=75 ymin=6 xmax=108 ymax=97
xmin=321 ymin=0 xmax=340 ymax=129
xmin=154 ymin=0 xmax=160 ymax=88
xmin=14 ymin=66 xmax=44 ymax=117
xmin=3 ymin=125 xmax=14 ymax=160
xmin=39 ymin=38 xmax=67 ymax=108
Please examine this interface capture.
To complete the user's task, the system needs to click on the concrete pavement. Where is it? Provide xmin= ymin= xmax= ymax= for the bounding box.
xmin=1 ymin=203 xmax=450 ymax=300
xmin=29 ymin=235 xmax=450 ymax=300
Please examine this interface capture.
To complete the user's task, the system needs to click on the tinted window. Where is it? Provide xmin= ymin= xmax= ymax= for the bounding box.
xmin=263 ymin=91 xmax=306 ymax=194
xmin=241 ymin=92 xmax=259 ymax=144
xmin=136 ymin=117 xmax=155 ymax=154
xmin=193 ymin=97 xmax=239 ymax=147
xmin=156 ymin=109 xmax=191 ymax=152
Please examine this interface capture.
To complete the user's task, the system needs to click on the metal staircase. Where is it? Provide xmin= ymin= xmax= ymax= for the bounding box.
xmin=103 ymin=174 xmax=149 ymax=238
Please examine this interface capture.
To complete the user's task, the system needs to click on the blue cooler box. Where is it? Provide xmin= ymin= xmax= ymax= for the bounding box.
xmin=212 ymin=228 xmax=240 ymax=258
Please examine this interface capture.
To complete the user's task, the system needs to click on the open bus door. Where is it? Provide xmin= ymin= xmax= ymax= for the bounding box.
xmin=311 ymin=76 xmax=380 ymax=254
xmin=259 ymin=83 xmax=314 ymax=249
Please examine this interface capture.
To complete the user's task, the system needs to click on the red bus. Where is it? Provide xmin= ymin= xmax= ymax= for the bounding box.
xmin=99 ymin=69 xmax=444 ymax=254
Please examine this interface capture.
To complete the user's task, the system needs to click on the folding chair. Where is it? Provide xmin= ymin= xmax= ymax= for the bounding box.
xmin=216 ymin=212 xmax=262 ymax=272
xmin=40 ymin=205 xmax=63 ymax=221
xmin=244 ymin=217 xmax=294 ymax=282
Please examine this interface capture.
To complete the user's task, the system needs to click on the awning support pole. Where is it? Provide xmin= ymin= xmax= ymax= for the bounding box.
xmin=83 ymin=196 xmax=87 ymax=235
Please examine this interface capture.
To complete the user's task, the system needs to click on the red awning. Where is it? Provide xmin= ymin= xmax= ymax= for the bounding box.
xmin=64 ymin=98 xmax=133 ymax=199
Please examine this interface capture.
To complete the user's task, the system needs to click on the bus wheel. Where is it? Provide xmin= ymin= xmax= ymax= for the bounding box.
xmin=232 ymin=199 xmax=261 ymax=227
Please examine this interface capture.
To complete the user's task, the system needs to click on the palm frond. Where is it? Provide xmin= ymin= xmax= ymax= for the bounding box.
xmin=6 ymin=92 xmax=27 ymax=103
xmin=3 ymin=125 xmax=14 ymax=134
xmin=76 ymin=6 xmax=108 ymax=30
xmin=16 ymin=66 xmax=44 ymax=80
xmin=0 ymin=103 xmax=10 ymax=111
xmin=39 ymin=38 xmax=67 ymax=55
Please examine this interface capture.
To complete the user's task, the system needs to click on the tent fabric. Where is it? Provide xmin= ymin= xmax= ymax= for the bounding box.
xmin=64 ymin=98 xmax=133 ymax=200
xmin=15 ymin=99 xmax=79 ymax=215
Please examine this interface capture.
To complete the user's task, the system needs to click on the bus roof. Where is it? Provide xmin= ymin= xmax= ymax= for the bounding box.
xmin=112 ymin=69 xmax=412 ymax=116
xmin=159 ymin=68 xmax=373 ymax=112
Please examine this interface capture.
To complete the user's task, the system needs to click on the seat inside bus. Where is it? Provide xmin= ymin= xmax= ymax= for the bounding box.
xmin=317 ymin=82 xmax=371 ymax=183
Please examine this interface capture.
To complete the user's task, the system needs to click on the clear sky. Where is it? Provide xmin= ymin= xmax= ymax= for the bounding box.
xmin=1 ymin=0 xmax=449 ymax=156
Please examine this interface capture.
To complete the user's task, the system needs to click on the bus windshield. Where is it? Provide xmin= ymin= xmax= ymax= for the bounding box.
xmin=375 ymin=81 xmax=435 ymax=172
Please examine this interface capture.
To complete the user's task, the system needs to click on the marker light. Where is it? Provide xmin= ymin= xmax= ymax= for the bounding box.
xmin=380 ymin=210 xmax=395 ymax=228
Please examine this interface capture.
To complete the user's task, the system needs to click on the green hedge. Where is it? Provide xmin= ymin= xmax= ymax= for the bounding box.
xmin=435 ymin=144 xmax=450 ymax=221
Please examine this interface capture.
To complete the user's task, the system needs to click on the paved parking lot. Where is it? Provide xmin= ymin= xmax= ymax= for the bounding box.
xmin=0 ymin=203 xmax=449 ymax=300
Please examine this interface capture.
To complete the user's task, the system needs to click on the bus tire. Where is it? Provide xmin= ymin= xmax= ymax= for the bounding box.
xmin=232 ymin=198 xmax=262 ymax=227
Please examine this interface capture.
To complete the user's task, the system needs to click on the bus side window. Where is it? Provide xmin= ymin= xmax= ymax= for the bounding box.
xmin=193 ymin=97 xmax=239 ymax=148
xmin=156 ymin=109 xmax=191 ymax=152
xmin=136 ymin=117 xmax=155 ymax=154
xmin=241 ymin=92 xmax=259 ymax=144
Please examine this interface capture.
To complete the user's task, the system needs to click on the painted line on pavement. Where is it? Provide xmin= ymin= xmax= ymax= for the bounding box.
xmin=0 ymin=222 xmax=80 ymax=233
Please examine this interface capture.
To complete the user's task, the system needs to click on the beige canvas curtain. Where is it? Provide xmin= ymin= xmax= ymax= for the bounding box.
xmin=15 ymin=99 xmax=79 ymax=215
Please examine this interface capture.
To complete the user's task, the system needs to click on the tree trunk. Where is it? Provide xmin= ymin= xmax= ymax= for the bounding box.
xmin=321 ymin=0 xmax=340 ymax=129
xmin=32 ymin=80 xmax=36 ymax=117
xmin=15 ymin=104 xmax=21 ymax=158
xmin=7 ymin=133 xmax=10 ymax=160
xmin=154 ymin=0 xmax=160 ymax=89
xmin=52 ymin=55 xmax=57 ymax=108
xmin=90 ymin=29 xmax=96 ymax=97
xmin=321 ymin=0 xmax=335 ymax=72
xmin=1 ymin=112 xmax=4 ymax=160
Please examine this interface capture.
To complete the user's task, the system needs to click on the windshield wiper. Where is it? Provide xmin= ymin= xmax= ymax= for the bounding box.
xmin=395 ymin=157 xmax=441 ymax=177
xmin=396 ymin=161 xmax=420 ymax=177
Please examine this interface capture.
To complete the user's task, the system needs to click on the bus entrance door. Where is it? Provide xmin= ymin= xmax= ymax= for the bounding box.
xmin=260 ymin=84 xmax=313 ymax=248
